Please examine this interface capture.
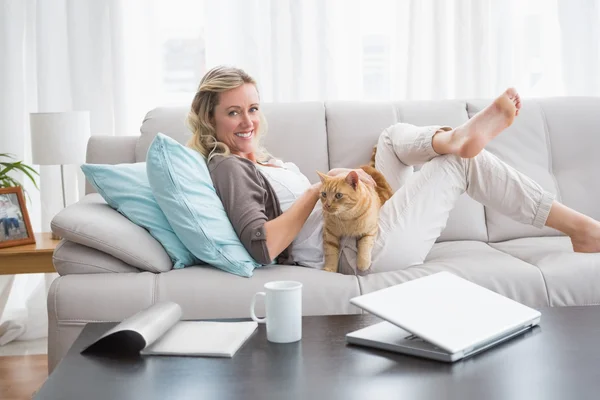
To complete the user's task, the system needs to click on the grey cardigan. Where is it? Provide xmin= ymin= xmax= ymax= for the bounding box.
xmin=208 ymin=154 xmax=294 ymax=265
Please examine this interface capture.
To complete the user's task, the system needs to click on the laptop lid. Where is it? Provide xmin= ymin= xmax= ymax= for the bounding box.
xmin=349 ymin=272 xmax=541 ymax=355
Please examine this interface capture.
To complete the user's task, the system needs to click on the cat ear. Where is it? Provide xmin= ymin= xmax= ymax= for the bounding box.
xmin=316 ymin=171 xmax=329 ymax=184
xmin=345 ymin=170 xmax=359 ymax=190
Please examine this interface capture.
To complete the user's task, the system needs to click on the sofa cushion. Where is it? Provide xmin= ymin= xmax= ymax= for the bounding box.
xmin=155 ymin=265 xmax=362 ymax=318
xmin=490 ymin=237 xmax=600 ymax=306
xmin=358 ymin=241 xmax=549 ymax=308
xmin=146 ymin=133 xmax=261 ymax=277
xmin=51 ymin=194 xmax=174 ymax=273
xmin=53 ymin=240 xmax=141 ymax=275
xmin=539 ymin=97 xmax=600 ymax=222
xmin=81 ymin=162 xmax=200 ymax=269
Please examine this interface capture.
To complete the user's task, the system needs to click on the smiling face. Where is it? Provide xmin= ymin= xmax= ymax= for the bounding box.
xmin=212 ymin=83 xmax=261 ymax=161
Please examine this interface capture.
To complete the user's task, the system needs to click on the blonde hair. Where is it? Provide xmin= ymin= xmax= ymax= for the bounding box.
xmin=186 ymin=65 xmax=270 ymax=162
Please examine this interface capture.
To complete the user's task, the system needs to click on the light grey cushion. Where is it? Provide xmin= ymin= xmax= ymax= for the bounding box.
xmin=136 ymin=106 xmax=192 ymax=162
xmin=51 ymin=194 xmax=173 ymax=273
xmin=358 ymin=241 xmax=549 ymax=308
xmin=53 ymin=240 xmax=141 ymax=275
xmin=539 ymin=97 xmax=600 ymax=222
xmin=471 ymin=99 xmax=561 ymax=242
xmin=490 ymin=237 xmax=600 ymax=306
xmin=156 ymin=265 xmax=362 ymax=318
xmin=260 ymin=102 xmax=329 ymax=182
xmin=136 ymin=103 xmax=330 ymax=183
xmin=325 ymin=101 xmax=398 ymax=169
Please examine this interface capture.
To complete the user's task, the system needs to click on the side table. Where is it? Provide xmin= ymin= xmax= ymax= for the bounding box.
xmin=0 ymin=232 xmax=59 ymax=345
xmin=0 ymin=232 xmax=59 ymax=275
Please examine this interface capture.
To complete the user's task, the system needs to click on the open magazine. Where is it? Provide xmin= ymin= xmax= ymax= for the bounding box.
xmin=81 ymin=301 xmax=258 ymax=358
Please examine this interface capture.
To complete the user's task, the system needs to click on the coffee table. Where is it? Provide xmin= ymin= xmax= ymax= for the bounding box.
xmin=36 ymin=306 xmax=600 ymax=400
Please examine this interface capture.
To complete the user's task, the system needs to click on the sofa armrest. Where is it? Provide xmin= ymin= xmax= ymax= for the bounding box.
xmin=85 ymin=136 xmax=139 ymax=194
xmin=51 ymin=194 xmax=173 ymax=273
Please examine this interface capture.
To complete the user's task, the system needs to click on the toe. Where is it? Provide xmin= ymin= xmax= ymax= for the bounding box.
xmin=505 ymin=87 xmax=518 ymax=100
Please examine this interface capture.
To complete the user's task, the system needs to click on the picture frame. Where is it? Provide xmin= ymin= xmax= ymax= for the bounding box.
xmin=0 ymin=186 xmax=36 ymax=248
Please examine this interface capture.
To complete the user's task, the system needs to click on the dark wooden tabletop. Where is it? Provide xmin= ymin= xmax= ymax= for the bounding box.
xmin=36 ymin=306 xmax=600 ymax=400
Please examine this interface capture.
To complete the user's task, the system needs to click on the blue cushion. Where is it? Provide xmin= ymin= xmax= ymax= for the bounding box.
xmin=81 ymin=162 xmax=200 ymax=269
xmin=145 ymin=133 xmax=262 ymax=277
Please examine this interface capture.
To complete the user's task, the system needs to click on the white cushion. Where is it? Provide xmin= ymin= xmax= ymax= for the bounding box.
xmin=358 ymin=241 xmax=549 ymax=308
xmin=51 ymin=194 xmax=173 ymax=273
xmin=539 ymin=97 xmax=600 ymax=222
xmin=490 ymin=237 xmax=600 ymax=306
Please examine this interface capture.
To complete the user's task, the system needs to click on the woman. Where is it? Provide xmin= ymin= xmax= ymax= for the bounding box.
xmin=187 ymin=66 xmax=600 ymax=274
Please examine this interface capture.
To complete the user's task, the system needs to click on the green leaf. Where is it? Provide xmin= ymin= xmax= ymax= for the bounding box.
xmin=0 ymin=164 xmax=17 ymax=176
xmin=19 ymin=167 xmax=39 ymax=189
xmin=19 ymin=164 xmax=39 ymax=176
xmin=0 ymin=154 xmax=39 ymax=190
xmin=0 ymin=176 xmax=19 ymax=188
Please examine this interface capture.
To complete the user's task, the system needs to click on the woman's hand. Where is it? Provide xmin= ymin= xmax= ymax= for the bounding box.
xmin=309 ymin=181 xmax=322 ymax=198
xmin=327 ymin=168 xmax=376 ymax=187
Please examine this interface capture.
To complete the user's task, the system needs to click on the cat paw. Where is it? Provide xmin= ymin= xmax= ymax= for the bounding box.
xmin=323 ymin=265 xmax=338 ymax=273
xmin=357 ymin=258 xmax=372 ymax=272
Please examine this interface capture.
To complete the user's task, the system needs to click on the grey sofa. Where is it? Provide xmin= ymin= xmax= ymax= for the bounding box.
xmin=48 ymin=97 xmax=600 ymax=373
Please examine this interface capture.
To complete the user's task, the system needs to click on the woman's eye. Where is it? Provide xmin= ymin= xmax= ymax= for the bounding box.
xmin=321 ymin=192 xmax=327 ymax=198
xmin=335 ymin=193 xmax=343 ymax=199
xmin=250 ymin=107 xmax=259 ymax=112
xmin=229 ymin=111 xmax=238 ymax=116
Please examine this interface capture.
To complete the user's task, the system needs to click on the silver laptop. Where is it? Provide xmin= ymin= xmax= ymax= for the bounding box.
xmin=346 ymin=272 xmax=541 ymax=362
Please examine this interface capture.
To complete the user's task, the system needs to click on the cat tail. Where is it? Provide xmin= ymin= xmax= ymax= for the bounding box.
xmin=369 ymin=145 xmax=377 ymax=168
xmin=359 ymin=165 xmax=393 ymax=205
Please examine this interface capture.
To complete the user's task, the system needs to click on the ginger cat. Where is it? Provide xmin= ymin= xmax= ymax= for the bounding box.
xmin=317 ymin=147 xmax=393 ymax=273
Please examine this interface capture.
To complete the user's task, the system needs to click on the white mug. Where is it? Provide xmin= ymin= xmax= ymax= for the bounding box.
xmin=250 ymin=281 xmax=303 ymax=343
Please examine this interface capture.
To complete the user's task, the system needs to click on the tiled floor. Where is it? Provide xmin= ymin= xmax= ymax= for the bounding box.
xmin=0 ymin=338 xmax=47 ymax=357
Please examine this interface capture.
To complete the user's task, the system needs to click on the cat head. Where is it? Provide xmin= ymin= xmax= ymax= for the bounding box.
xmin=316 ymin=171 xmax=363 ymax=215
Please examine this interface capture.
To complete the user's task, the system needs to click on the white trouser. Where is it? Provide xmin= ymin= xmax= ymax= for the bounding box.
xmin=338 ymin=123 xmax=555 ymax=275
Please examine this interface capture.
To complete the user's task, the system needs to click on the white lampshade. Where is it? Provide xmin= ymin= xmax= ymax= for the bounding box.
xmin=30 ymin=111 xmax=91 ymax=165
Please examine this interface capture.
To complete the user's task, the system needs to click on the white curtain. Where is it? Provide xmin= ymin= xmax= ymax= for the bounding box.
xmin=0 ymin=0 xmax=159 ymax=345
xmin=1 ymin=0 xmax=600 ymax=345
xmin=205 ymin=0 xmax=600 ymax=101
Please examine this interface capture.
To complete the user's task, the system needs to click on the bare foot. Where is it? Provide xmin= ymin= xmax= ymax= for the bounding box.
xmin=437 ymin=88 xmax=521 ymax=158
xmin=570 ymin=219 xmax=600 ymax=253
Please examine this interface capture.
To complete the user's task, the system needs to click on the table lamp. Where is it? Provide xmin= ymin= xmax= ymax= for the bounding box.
xmin=30 ymin=111 xmax=91 ymax=237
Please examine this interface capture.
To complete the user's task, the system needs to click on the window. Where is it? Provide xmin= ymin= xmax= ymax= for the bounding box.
xmin=155 ymin=0 xmax=206 ymax=105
